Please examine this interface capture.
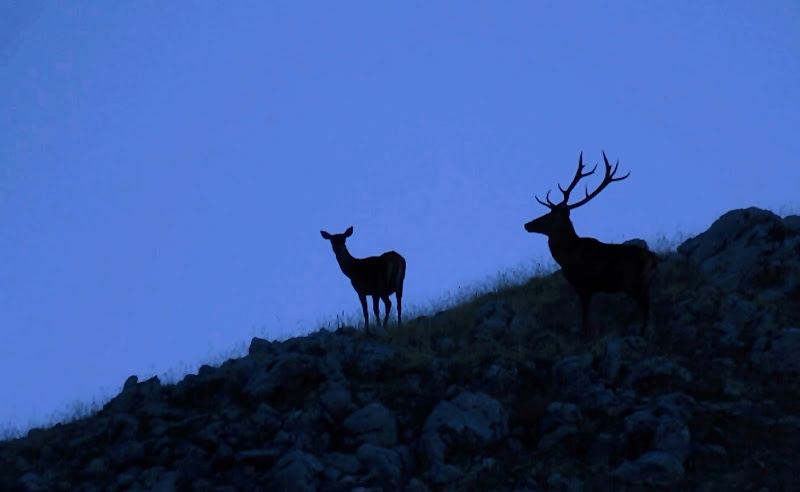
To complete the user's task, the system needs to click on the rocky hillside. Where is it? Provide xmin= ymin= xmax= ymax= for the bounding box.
xmin=2 ymin=207 xmax=800 ymax=491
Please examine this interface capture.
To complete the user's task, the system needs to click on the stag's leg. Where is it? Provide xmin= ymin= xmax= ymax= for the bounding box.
xmin=359 ymin=293 xmax=369 ymax=333
xmin=381 ymin=295 xmax=392 ymax=326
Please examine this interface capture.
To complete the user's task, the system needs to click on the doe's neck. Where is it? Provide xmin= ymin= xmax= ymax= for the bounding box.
xmin=333 ymin=244 xmax=356 ymax=274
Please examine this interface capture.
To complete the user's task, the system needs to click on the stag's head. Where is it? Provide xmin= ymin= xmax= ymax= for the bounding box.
xmin=524 ymin=152 xmax=630 ymax=238
xmin=320 ymin=226 xmax=354 ymax=253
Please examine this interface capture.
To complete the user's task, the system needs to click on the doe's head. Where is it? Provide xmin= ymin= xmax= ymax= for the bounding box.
xmin=320 ymin=226 xmax=354 ymax=251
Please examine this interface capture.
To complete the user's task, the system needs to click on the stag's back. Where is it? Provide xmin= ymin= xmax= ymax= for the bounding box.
xmin=562 ymin=238 xmax=658 ymax=294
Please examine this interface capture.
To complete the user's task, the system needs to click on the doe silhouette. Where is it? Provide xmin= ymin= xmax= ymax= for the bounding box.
xmin=320 ymin=226 xmax=406 ymax=332
xmin=524 ymin=152 xmax=658 ymax=337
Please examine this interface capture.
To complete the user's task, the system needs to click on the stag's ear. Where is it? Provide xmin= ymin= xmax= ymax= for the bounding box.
xmin=320 ymin=231 xmax=332 ymax=240
xmin=344 ymin=226 xmax=354 ymax=237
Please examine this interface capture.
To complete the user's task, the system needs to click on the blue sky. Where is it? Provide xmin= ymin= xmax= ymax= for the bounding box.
xmin=1 ymin=2 xmax=798 ymax=433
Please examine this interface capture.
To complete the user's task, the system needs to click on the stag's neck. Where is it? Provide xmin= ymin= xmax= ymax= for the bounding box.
xmin=333 ymin=245 xmax=358 ymax=277
xmin=547 ymin=221 xmax=582 ymax=268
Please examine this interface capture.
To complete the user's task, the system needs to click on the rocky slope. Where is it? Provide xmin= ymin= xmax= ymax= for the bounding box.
xmin=2 ymin=207 xmax=799 ymax=491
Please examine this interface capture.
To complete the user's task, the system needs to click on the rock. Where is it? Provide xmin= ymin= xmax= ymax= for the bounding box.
xmin=85 ymin=456 xmax=109 ymax=476
xmin=103 ymin=376 xmax=162 ymax=413
xmin=476 ymin=300 xmax=515 ymax=324
xmin=249 ymin=336 xmax=275 ymax=357
xmin=150 ymin=470 xmax=180 ymax=492
xmin=281 ymin=406 xmax=324 ymax=447
xmin=319 ymin=384 xmax=355 ymax=423
xmin=474 ymin=300 xmax=516 ymax=340
xmin=620 ymin=397 xmax=692 ymax=463
xmin=115 ymin=472 xmax=137 ymax=489
xmin=139 ymin=467 xmax=167 ymax=490
xmin=342 ymin=403 xmax=398 ymax=447
xmin=677 ymin=208 xmax=793 ymax=293
xmin=714 ymin=321 xmax=744 ymax=350
xmin=589 ymin=433 xmax=614 ymax=472
xmin=537 ymin=425 xmax=578 ymax=453
xmin=624 ymin=410 xmax=659 ymax=435
xmin=766 ymin=416 xmax=800 ymax=450
xmin=351 ymin=343 xmax=400 ymax=378
xmin=108 ymin=412 xmax=139 ymax=442
xmin=356 ymin=443 xmax=403 ymax=487
xmin=600 ymin=339 xmax=622 ymax=381
xmin=611 ymin=451 xmax=685 ymax=486
xmin=718 ymin=294 xmax=760 ymax=327
xmin=243 ymin=353 xmax=323 ymax=402
xmin=559 ymin=380 xmax=636 ymax=417
xmin=620 ymin=409 xmax=658 ymax=459
xmin=481 ymin=359 xmax=520 ymax=396
xmin=622 ymin=238 xmax=650 ymax=250
xmin=325 ymin=451 xmax=362 ymax=474
xmin=678 ymin=207 xmax=783 ymax=261
xmin=541 ymin=402 xmax=582 ymax=432
xmin=420 ymin=391 xmax=508 ymax=467
xmin=552 ymin=354 xmax=594 ymax=383
xmin=652 ymin=416 xmax=691 ymax=462
xmin=751 ymin=328 xmax=800 ymax=376
xmin=785 ymin=215 xmax=800 ymax=232
xmin=424 ymin=391 xmax=508 ymax=444
xmin=318 ymin=349 xmax=347 ymax=378
xmin=546 ymin=473 xmax=583 ymax=492
xmin=426 ymin=461 xmax=465 ymax=485
xmin=508 ymin=313 xmax=537 ymax=336
xmin=235 ymin=448 xmax=282 ymax=467
xmin=250 ymin=403 xmax=282 ymax=436
xmin=267 ymin=450 xmax=324 ymax=492
xmin=654 ymin=393 xmax=696 ymax=422
xmin=404 ymin=477 xmax=432 ymax=492
xmin=173 ymin=444 xmax=210 ymax=477
xmin=107 ymin=439 xmax=145 ymax=468
xmin=623 ymin=358 xmax=692 ymax=390
xmin=432 ymin=336 xmax=456 ymax=355
xmin=418 ymin=433 xmax=447 ymax=471
xmin=691 ymin=442 xmax=728 ymax=463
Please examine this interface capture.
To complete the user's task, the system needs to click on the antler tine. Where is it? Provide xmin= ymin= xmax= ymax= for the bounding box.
xmin=557 ymin=152 xmax=597 ymax=203
xmin=602 ymin=150 xmax=631 ymax=183
xmin=566 ymin=151 xmax=630 ymax=210
xmin=535 ymin=189 xmax=558 ymax=209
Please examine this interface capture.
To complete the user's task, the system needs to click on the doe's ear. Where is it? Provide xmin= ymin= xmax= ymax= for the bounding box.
xmin=344 ymin=226 xmax=354 ymax=237
xmin=320 ymin=231 xmax=332 ymax=240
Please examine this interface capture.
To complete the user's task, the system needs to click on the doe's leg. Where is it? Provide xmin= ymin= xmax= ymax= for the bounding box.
xmin=381 ymin=296 xmax=392 ymax=326
xmin=396 ymin=292 xmax=402 ymax=326
xmin=358 ymin=293 xmax=369 ymax=333
xmin=372 ymin=296 xmax=381 ymax=326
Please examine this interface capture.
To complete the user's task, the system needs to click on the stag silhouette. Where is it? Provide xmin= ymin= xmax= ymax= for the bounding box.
xmin=524 ymin=152 xmax=658 ymax=337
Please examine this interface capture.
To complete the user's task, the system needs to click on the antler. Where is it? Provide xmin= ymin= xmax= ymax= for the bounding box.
xmin=535 ymin=152 xmax=630 ymax=210
xmin=566 ymin=151 xmax=630 ymax=210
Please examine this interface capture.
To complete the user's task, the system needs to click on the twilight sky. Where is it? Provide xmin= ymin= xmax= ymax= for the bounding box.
xmin=1 ymin=2 xmax=798 ymax=434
